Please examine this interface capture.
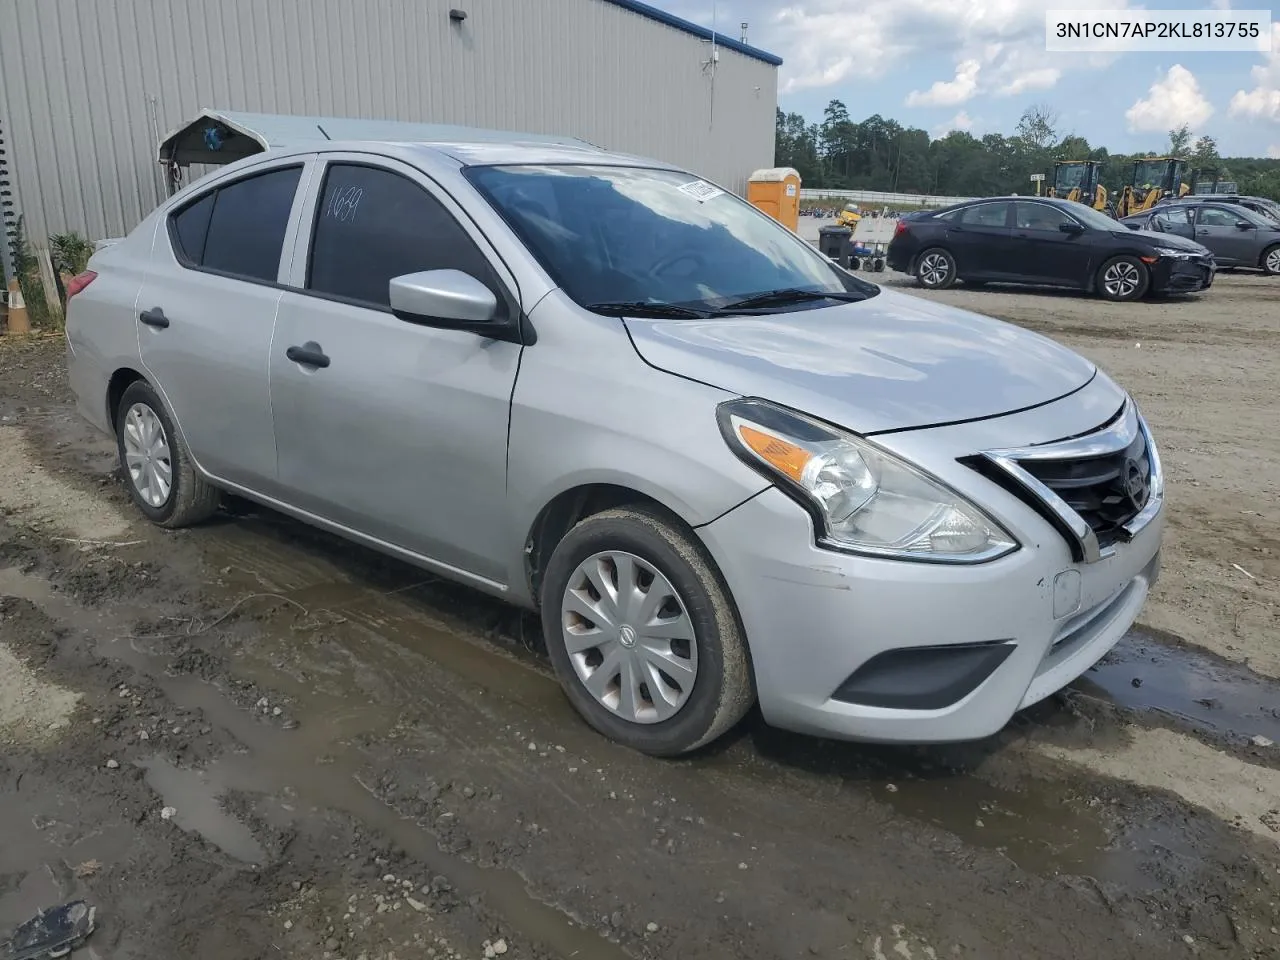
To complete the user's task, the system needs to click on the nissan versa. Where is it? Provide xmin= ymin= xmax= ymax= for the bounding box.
xmin=64 ymin=140 xmax=1164 ymax=756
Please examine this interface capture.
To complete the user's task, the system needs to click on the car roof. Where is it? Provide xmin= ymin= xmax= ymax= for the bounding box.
xmin=228 ymin=138 xmax=679 ymax=172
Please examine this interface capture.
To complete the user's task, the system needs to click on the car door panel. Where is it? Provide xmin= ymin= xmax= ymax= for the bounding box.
xmin=269 ymin=156 xmax=523 ymax=583
xmin=136 ymin=161 xmax=311 ymax=490
xmin=1195 ymin=206 xmax=1253 ymax=264
xmin=1012 ymin=202 xmax=1093 ymax=286
xmin=945 ymin=202 xmax=1017 ymax=278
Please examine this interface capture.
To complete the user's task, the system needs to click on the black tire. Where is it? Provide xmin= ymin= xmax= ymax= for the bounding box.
xmin=1096 ymin=255 xmax=1150 ymax=302
xmin=115 ymin=380 xmax=220 ymax=528
xmin=1260 ymin=244 xmax=1280 ymax=276
xmin=915 ymin=247 xmax=957 ymax=289
xmin=539 ymin=506 xmax=754 ymax=757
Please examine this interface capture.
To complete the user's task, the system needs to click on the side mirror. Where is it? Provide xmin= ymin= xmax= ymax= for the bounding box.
xmin=389 ymin=270 xmax=499 ymax=329
xmin=1058 ymin=221 xmax=1084 ymax=234
xmin=1236 ymin=221 xmax=1255 ymax=231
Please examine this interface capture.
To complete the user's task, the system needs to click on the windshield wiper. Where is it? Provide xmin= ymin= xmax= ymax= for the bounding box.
xmin=584 ymin=300 xmax=711 ymax=319
xmin=717 ymin=287 xmax=867 ymax=312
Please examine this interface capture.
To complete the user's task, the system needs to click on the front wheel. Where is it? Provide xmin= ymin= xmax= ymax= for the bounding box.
xmin=1096 ymin=255 xmax=1149 ymax=302
xmin=539 ymin=507 xmax=754 ymax=757
xmin=915 ymin=248 xmax=957 ymax=289
xmin=1261 ymin=244 xmax=1280 ymax=276
xmin=116 ymin=380 xmax=220 ymax=527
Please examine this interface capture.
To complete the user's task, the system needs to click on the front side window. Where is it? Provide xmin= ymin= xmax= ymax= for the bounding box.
xmin=1197 ymin=206 xmax=1244 ymax=227
xmin=307 ymin=163 xmax=503 ymax=310
xmin=466 ymin=164 xmax=875 ymax=314
xmin=1014 ymin=203 xmax=1075 ymax=231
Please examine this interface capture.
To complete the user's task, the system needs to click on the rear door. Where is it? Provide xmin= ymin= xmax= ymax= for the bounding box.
xmin=268 ymin=155 xmax=523 ymax=583
xmin=1012 ymin=202 xmax=1093 ymax=286
xmin=1194 ymin=205 xmax=1254 ymax=264
xmin=137 ymin=159 xmax=311 ymax=490
xmin=947 ymin=201 xmax=1016 ymax=278
xmin=1150 ymin=206 xmax=1195 ymax=241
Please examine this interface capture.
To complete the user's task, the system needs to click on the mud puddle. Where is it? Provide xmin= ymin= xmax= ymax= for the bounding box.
xmin=1078 ymin=630 xmax=1280 ymax=746
xmin=0 ymin=562 xmax=630 ymax=960
xmin=138 ymin=757 xmax=266 ymax=863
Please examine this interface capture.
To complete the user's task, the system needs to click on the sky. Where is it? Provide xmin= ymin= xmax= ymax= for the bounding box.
xmin=651 ymin=0 xmax=1280 ymax=158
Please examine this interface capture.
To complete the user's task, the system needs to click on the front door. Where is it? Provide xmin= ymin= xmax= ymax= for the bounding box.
xmin=137 ymin=161 xmax=309 ymax=490
xmin=1194 ymin=205 xmax=1256 ymax=264
xmin=269 ymin=157 xmax=523 ymax=584
xmin=1012 ymin=202 xmax=1094 ymax=286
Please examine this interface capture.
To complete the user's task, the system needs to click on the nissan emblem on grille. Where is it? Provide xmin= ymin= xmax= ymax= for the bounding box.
xmin=1122 ymin=457 xmax=1149 ymax=512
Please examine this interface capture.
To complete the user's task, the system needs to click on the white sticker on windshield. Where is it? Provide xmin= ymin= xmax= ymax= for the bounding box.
xmin=677 ymin=179 xmax=724 ymax=203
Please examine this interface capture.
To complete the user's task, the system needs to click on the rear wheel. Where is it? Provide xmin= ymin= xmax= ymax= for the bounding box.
xmin=116 ymin=381 xmax=220 ymax=528
xmin=539 ymin=507 xmax=754 ymax=757
xmin=915 ymin=248 xmax=956 ymax=289
xmin=1261 ymin=244 xmax=1280 ymax=276
xmin=1096 ymin=255 xmax=1149 ymax=302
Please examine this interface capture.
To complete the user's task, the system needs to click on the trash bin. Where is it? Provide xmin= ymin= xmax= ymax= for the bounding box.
xmin=818 ymin=225 xmax=852 ymax=266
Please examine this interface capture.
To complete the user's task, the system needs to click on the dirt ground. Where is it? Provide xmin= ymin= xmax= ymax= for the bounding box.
xmin=1 ymin=272 xmax=1279 ymax=960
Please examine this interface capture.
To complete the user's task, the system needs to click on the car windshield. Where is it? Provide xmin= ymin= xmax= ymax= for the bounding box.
xmin=1060 ymin=202 xmax=1121 ymax=231
xmin=466 ymin=164 xmax=877 ymax=315
xmin=1223 ymin=204 xmax=1276 ymax=227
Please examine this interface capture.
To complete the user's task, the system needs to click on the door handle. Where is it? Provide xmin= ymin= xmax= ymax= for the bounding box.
xmin=1196 ymin=229 xmax=1209 ymax=236
xmin=286 ymin=344 xmax=330 ymax=369
xmin=139 ymin=307 xmax=169 ymax=329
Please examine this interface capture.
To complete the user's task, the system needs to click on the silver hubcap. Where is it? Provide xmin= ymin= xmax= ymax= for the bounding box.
xmin=919 ymin=253 xmax=950 ymax=287
xmin=560 ymin=551 xmax=698 ymax=724
xmin=122 ymin=403 xmax=173 ymax=508
xmin=1266 ymin=249 xmax=1280 ymax=273
xmin=1103 ymin=261 xmax=1141 ymax=297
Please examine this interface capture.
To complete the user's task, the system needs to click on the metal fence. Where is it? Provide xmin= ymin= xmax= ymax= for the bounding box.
xmin=799 ymin=188 xmax=976 ymax=209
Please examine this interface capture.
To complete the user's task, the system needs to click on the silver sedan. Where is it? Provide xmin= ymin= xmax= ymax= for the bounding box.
xmin=65 ymin=139 xmax=1164 ymax=755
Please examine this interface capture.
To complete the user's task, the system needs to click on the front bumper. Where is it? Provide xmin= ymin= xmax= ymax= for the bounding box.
xmin=1152 ymin=255 xmax=1214 ymax=294
xmin=696 ymin=392 xmax=1165 ymax=744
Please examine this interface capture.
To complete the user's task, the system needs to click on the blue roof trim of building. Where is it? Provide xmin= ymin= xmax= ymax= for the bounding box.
xmin=600 ymin=0 xmax=783 ymax=66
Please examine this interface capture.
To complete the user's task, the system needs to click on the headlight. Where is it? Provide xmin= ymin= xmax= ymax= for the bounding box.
xmin=718 ymin=399 xmax=1017 ymax=564
xmin=1153 ymin=247 xmax=1198 ymax=260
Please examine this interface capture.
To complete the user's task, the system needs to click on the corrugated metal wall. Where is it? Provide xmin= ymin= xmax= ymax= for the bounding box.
xmin=0 ymin=0 xmax=778 ymax=245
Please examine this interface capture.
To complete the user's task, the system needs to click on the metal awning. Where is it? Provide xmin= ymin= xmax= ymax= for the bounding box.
xmin=157 ymin=109 xmax=595 ymax=167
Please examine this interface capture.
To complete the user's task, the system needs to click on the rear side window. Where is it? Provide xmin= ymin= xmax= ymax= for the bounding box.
xmin=1153 ymin=208 xmax=1192 ymax=228
xmin=959 ymin=202 xmax=1009 ymax=227
xmin=168 ymin=165 xmax=303 ymax=283
xmin=306 ymin=163 xmax=503 ymax=311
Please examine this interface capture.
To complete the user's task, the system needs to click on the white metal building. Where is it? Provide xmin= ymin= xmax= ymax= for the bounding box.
xmin=0 ymin=0 xmax=781 ymax=275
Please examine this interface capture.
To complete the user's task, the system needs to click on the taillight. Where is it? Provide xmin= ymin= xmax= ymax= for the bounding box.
xmin=65 ymin=271 xmax=97 ymax=302
xmin=894 ymin=220 xmax=909 ymax=236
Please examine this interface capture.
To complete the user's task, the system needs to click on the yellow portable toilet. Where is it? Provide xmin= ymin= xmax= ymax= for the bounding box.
xmin=747 ymin=167 xmax=801 ymax=232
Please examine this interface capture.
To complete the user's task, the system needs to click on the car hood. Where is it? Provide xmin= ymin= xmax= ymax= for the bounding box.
xmin=624 ymin=288 xmax=1097 ymax=434
xmin=1120 ymin=229 xmax=1209 ymax=253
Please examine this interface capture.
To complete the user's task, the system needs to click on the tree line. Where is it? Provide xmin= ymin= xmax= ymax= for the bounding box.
xmin=776 ymin=101 xmax=1280 ymax=201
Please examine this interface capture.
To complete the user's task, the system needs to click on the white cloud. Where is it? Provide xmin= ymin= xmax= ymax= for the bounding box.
xmin=774 ymin=0 xmax=1133 ymax=96
xmin=1125 ymin=65 xmax=1213 ymax=133
xmin=1228 ymin=24 xmax=1280 ymax=122
xmin=998 ymin=67 xmax=1062 ymax=96
xmin=1210 ymin=0 xmax=1231 ymax=8
xmin=906 ymin=60 xmax=982 ymax=107
xmin=1269 ymin=145 xmax=1280 ymax=159
xmin=931 ymin=110 xmax=975 ymax=138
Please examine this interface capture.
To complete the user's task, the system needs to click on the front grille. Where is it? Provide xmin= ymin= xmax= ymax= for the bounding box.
xmin=1015 ymin=427 xmax=1151 ymax=548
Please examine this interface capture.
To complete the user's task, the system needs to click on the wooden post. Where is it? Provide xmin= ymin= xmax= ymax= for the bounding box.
xmin=5 ymin=277 xmax=30 ymax=334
